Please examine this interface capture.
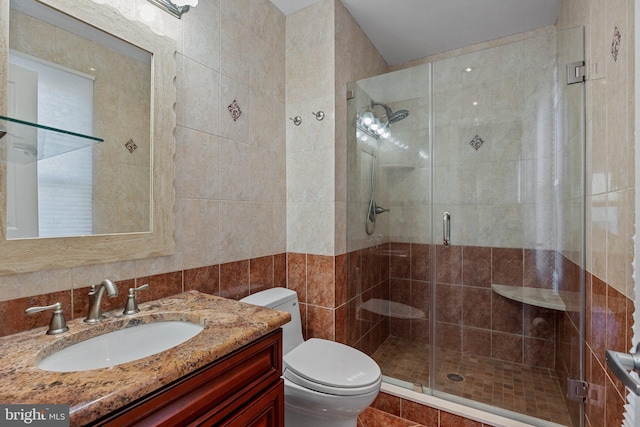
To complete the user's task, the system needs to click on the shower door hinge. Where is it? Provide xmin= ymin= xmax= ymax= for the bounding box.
xmin=346 ymin=90 xmax=354 ymax=100
xmin=567 ymin=61 xmax=586 ymax=84
xmin=566 ymin=377 xmax=587 ymax=402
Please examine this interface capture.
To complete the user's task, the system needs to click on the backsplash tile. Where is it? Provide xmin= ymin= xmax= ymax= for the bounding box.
xmin=0 ymin=291 xmax=71 ymax=337
xmin=184 ymin=265 xmax=220 ymax=295
xmin=136 ymin=272 xmax=183 ymax=304
xmin=0 ymin=254 xmax=288 ymax=338
xmin=219 ymin=260 xmax=250 ymax=300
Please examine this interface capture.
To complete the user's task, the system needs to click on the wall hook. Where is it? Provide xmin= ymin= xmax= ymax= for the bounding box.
xmin=290 ymin=116 xmax=302 ymax=126
xmin=312 ymin=111 xmax=325 ymax=121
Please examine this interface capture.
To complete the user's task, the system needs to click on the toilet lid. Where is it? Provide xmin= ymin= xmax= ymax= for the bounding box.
xmin=283 ymin=339 xmax=381 ymax=396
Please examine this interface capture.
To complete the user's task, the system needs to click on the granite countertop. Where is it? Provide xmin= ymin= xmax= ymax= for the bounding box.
xmin=0 ymin=291 xmax=290 ymax=426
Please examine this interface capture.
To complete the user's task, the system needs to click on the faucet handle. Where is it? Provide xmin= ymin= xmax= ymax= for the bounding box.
xmin=25 ymin=302 xmax=69 ymax=335
xmin=123 ymin=284 xmax=149 ymax=315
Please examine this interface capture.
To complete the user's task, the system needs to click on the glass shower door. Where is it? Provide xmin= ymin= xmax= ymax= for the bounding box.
xmin=345 ymin=25 xmax=585 ymax=427
xmin=346 ymin=64 xmax=433 ymax=390
xmin=430 ymin=27 xmax=585 ymax=427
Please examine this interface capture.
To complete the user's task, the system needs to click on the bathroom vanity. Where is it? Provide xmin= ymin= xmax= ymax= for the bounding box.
xmin=93 ymin=329 xmax=283 ymax=426
xmin=0 ymin=291 xmax=290 ymax=426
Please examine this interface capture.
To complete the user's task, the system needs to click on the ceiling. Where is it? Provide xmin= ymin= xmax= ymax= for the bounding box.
xmin=269 ymin=0 xmax=561 ymax=66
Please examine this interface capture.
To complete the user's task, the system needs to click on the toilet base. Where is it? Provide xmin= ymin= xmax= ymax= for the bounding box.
xmin=283 ymin=378 xmax=379 ymax=427
xmin=285 ymin=407 xmax=357 ymax=427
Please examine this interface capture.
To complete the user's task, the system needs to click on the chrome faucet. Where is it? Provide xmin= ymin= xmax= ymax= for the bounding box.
xmin=84 ymin=279 xmax=119 ymax=324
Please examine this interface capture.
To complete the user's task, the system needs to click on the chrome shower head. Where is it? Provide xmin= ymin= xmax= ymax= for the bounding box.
xmin=388 ymin=109 xmax=410 ymax=124
xmin=371 ymin=101 xmax=410 ymax=125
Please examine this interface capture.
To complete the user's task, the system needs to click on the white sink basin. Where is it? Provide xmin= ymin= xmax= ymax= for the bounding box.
xmin=38 ymin=321 xmax=205 ymax=372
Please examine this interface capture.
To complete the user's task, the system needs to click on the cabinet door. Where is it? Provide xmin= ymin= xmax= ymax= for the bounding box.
xmin=91 ymin=330 xmax=282 ymax=427
xmin=216 ymin=380 xmax=284 ymax=427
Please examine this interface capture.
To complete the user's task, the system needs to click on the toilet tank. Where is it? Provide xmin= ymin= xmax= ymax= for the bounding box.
xmin=240 ymin=288 xmax=304 ymax=355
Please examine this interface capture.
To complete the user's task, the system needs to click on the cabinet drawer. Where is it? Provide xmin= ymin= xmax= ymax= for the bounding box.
xmin=197 ymin=379 xmax=284 ymax=427
xmin=91 ymin=329 xmax=282 ymax=426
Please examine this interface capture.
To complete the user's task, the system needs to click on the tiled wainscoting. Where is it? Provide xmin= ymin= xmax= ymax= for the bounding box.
xmin=346 ymin=243 xmax=566 ymax=367
xmin=0 ymin=248 xmax=632 ymax=427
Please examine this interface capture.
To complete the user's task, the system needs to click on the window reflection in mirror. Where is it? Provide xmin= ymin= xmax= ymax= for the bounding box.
xmin=7 ymin=0 xmax=152 ymax=239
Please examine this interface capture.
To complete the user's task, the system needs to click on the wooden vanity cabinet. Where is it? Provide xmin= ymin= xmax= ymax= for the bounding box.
xmin=89 ymin=329 xmax=284 ymax=427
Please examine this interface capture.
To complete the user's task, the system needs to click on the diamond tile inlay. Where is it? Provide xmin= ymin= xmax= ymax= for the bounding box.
xmin=227 ymin=99 xmax=243 ymax=122
xmin=611 ymin=26 xmax=621 ymax=62
xmin=470 ymin=135 xmax=484 ymax=150
xmin=125 ymin=138 xmax=137 ymax=153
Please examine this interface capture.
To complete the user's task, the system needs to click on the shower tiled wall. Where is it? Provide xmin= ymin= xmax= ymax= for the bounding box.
xmin=343 ymin=243 xmax=562 ymax=370
xmin=386 ymin=244 xmax=559 ymax=369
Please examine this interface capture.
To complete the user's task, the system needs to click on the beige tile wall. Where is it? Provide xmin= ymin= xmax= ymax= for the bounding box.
xmin=556 ymin=0 xmax=635 ymax=426
xmin=383 ymin=27 xmax=561 ymax=251
xmin=286 ymin=0 xmax=336 ymax=256
xmin=0 ymin=0 xmax=286 ymax=301
xmin=557 ymin=0 xmax=635 ymax=300
xmin=285 ymin=0 xmax=387 ymax=256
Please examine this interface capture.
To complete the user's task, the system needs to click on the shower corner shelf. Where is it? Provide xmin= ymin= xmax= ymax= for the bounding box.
xmin=0 ymin=115 xmax=103 ymax=164
xmin=491 ymin=284 xmax=577 ymax=311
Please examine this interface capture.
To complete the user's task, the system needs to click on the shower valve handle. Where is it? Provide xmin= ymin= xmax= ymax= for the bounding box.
xmin=374 ymin=206 xmax=389 ymax=214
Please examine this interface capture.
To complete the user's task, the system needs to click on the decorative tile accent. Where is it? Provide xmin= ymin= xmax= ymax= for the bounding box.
xmin=227 ymin=99 xmax=243 ymax=122
xmin=125 ymin=138 xmax=137 ymax=153
xmin=469 ymin=134 xmax=484 ymax=150
xmin=611 ymin=26 xmax=621 ymax=62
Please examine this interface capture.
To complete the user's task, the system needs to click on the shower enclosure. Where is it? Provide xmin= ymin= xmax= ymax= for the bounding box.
xmin=346 ymin=26 xmax=585 ymax=427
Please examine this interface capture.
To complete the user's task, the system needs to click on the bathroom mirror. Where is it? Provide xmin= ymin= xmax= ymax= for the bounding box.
xmin=0 ymin=0 xmax=176 ymax=274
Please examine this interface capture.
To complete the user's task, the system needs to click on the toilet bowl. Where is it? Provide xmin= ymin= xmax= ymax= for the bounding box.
xmin=240 ymin=288 xmax=381 ymax=427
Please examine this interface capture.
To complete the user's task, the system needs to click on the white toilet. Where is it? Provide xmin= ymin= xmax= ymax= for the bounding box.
xmin=240 ymin=287 xmax=381 ymax=427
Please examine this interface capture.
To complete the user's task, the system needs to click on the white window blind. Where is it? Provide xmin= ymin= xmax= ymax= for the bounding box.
xmin=9 ymin=52 xmax=94 ymax=238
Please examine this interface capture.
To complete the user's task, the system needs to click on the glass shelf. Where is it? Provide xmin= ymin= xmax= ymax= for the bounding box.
xmin=0 ymin=115 xmax=103 ymax=163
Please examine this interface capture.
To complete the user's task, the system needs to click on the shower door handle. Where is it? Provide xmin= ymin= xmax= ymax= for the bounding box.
xmin=442 ymin=212 xmax=451 ymax=246
xmin=606 ymin=345 xmax=640 ymax=396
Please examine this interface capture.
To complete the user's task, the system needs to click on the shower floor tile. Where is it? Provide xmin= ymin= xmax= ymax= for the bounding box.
xmin=371 ymin=336 xmax=573 ymax=426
